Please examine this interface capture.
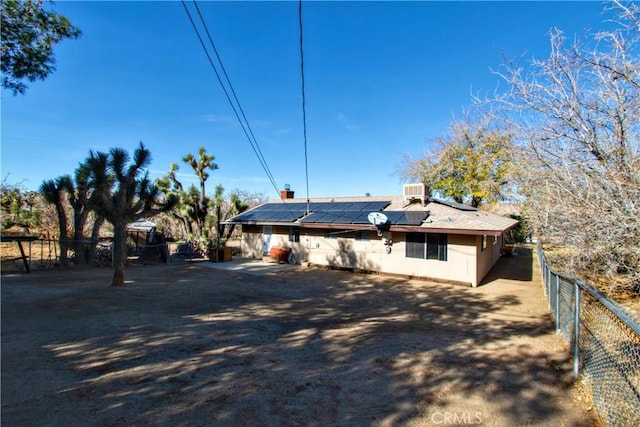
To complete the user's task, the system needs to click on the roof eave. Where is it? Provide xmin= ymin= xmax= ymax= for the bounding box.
xmin=224 ymin=220 xmax=301 ymax=227
xmin=228 ymin=221 xmax=517 ymax=236
xmin=388 ymin=226 xmax=509 ymax=236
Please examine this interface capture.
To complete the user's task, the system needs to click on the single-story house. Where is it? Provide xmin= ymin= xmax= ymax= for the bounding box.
xmin=224 ymin=184 xmax=519 ymax=287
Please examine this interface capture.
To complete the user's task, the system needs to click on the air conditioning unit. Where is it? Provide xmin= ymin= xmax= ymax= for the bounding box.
xmin=403 ymin=183 xmax=429 ymax=204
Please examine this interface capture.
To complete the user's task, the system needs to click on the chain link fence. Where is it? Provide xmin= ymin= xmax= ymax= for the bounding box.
xmin=1 ymin=238 xmax=170 ymax=272
xmin=537 ymin=243 xmax=640 ymax=425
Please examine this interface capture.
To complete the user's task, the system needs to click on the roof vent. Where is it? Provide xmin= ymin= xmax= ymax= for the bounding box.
xmin=403 ymin=183 xmax=429 ymax=204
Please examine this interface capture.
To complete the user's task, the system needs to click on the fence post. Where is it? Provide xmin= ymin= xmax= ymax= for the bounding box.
xmin=555 ymin=273 xmax=560 ymax=334
xmin=573 ymin=280 xmax=581 ymax=379
xmin=547 ymin=267 xmax=552 ymax=312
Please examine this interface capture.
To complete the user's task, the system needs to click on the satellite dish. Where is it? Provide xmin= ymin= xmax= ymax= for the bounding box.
xmin=367 ymin=212 xmax=388 ymax=226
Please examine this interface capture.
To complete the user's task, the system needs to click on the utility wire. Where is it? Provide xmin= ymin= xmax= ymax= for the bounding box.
xmin=299 ymin=0 xmax=311 ymax=215
xmin=181 ymin=0 xmax=284 ymax=203
xmin=191 ymin=1 xmax=279 ymax=191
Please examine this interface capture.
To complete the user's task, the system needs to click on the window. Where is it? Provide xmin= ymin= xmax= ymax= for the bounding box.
xmin=427 ymin=233 xmax=448 ymax=261
xmin=406 ymin=233 xmax=447 ymax=261
xmin=355 ymin=231 xmax=371 ymax=241
xmin=406 ymin=233 xmax=426 ymax=259
xmin=288 ymin=227 xmax=300 ymax=243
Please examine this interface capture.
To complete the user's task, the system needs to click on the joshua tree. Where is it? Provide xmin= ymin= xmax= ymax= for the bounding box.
xmin=156 ymin=147 xmax=218 ymax=247
xmin=182 ymin=146 xmax=218 ymax=238
xmin=87 ymin=143 xmax=175 ymax=286
xmin=40 ymin=176 xmax=72 ymax=265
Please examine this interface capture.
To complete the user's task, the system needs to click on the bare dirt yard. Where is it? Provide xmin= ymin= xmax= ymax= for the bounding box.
xmin=1 ymin=246 xmax=600 ymax=426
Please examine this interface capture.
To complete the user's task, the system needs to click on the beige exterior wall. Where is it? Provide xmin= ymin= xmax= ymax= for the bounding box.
xmin=239 ymin=225 xmax=263 ymax=258
xmin=300 ymin=228 xmax=381 ymax=271
xmin=475 ymin=234 xmax=505 ymax=286
xmin=386 ymin=233 xmax=479 ymax=285
xmin=239 ymin=225 xmax=507 ymax=286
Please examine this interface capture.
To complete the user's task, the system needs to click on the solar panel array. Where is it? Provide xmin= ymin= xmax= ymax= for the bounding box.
xmin=230 ymin=203 xmax=308 ymax=223
xmin=230 ymin=200 xmax=429 ymax=226
xmin=431 ymin=197 xmax=477 ymax=211
xmin=301 ymin=210 xmax=372 ymax=224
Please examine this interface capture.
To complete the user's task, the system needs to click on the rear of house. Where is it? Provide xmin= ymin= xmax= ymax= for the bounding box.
xmin=226 ymin=185 xmax=519 ymax=287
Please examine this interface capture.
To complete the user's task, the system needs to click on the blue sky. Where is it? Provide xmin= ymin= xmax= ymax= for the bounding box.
xmin=1 ymin=1 xmax=608 ymax=199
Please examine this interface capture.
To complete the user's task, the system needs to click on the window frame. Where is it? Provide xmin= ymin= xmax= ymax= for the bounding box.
xmin=405 ymin=232 xmax=447 ymax=261
xmin=288 ymin=227 xmax=300 ymax=243
xmin=355 ymin=230 xmax=371 ymax=242
xmin=323 ymin=231 xmax=337 ymax=240
xmin=406 ymin=232 xmax=426 ymax=259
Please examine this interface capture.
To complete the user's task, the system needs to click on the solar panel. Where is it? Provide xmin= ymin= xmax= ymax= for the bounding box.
xmin=431 ymin=198 xmax=477 ymax=211
xmin=317 ymin=212 xmax=342 ymax=222
xmin=301 ymin=210 xmax=376 ymax=224
xmin=383 ymin=211 xmax=429 ymax=225
xmin=230 ymin=203 xmax=307 ymax=222
xmin=359 ymin=201 xmax=390 ymax=211
xmin=382 ymin=212 xmax=400 ymax=221
xmin=405 ymin=211 xmax=429 ymax=224
xmin=231 ymin=200 xmax=393 ymax=223
xmin=306 ymin=201 xmax=389 ymax=212
xmin=302 ymin=212 xmax=322 ymax=223
xmin=338 ymin=211 xmax=370 ymax=224
xmin=313 ymin=202 xmax=339 ymax=211
xmin=266 ymin=212 xmax=288 ymax=221
xmin=306 ymin=211 xmax=344 ymax=223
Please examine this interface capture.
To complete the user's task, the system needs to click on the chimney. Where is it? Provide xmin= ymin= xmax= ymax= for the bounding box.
xmin=281 ymin=184 xmax=295 ymax=199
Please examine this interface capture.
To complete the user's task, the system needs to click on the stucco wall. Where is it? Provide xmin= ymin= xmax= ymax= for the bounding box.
xmin=239 ymin=225 xmax=263 ymax=258
xmin=475 ymin=234 xmax=504 ymax=286
xmin=240 ymin=226 xmax=488 ymax=286
xmin=301 ymin=229 xmax=381 ymax=271
xmin=386 ymin=233 xmax=477 ymax=285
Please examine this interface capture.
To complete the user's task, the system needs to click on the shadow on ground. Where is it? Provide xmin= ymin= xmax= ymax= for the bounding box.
xmin=480 ymin=244 xmax=534 ymax=285
xmin=1 ymin=254 xmax=596 ymax=426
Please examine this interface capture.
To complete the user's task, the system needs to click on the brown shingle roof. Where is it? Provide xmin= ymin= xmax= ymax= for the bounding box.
xmin=258 ymin=195 xmax=518 ymax=234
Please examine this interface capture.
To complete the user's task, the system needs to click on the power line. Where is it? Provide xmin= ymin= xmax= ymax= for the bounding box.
xmin=181 ymin=0 xmax=282 ymax=201
xmin=191 ymin=1 xmax=279 ymax=192
xmin=299 ymin=0 xmax=311 ymax=215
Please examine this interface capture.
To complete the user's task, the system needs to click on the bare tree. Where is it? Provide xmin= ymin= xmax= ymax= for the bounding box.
xmin=493 ymin=1 xmax=640 ymax=292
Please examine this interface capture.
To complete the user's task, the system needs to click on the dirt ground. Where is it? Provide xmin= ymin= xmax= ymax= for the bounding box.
xmin=1 ymin=245 xmax=600 ymax=426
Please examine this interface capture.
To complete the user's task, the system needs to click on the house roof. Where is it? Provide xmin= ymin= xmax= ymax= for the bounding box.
xmin=225 ymin=196 xmax=518 ymax=236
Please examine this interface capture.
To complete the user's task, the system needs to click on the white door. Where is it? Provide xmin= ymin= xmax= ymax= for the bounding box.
xmin=262 ymin=226 xmax=272 ymax=255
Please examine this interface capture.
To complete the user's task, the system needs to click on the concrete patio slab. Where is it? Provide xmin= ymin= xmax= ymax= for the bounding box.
xmin=198 ymin=257 xmax=298 ymax=276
